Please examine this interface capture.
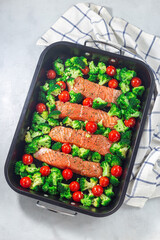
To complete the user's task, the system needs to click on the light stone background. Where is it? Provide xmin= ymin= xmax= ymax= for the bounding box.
xmin=1 ymin=0 xmax=160 ymax=239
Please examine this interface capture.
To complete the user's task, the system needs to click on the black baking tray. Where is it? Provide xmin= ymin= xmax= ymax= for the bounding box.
xmin=4 ymin=41 xmax=155 ymax=217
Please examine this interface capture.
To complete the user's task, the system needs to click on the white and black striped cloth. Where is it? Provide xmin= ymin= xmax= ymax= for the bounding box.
xmin=37 ymin=3 xmax=160 ymax=208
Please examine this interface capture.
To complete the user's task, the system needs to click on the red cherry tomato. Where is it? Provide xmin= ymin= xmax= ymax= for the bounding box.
xmin=40 ymin=166 xmax=51 ymax=176
xmin=85 ymin=121 xmax=97 ymax=134
xmin=109 ymin=130 xmax=121 ymax=142
xmin=99 ymin=177 xmax=110 ymax=187
xmin=47 ymin=69 xmax=56 ymax=79
xmin=58 ymin=91 xmax=70 ymax=102
xmin=69 ymin=181 xmax=80 ymax=192
xmin=36 ymin=103 xmax=46 ymax=114
xmin=92 ymin=185 xmax=103 ymax=197
xmin=62 ymin=169 xmax=73 ymax=180
xmin=81 ymin=66 xmax=90 ymax=75
xmin=82 ymin=98 xmax=93 ymax=107
xmin=56 ymin=81 xmax=66 ymax=90
xmin=124 ymin=118 xmax=136 ymax=128
xmin=108 ymin=79 xmax=118 ymax=89
xmin=111 ymin=165 xmax=123 ymax=178
xmin=62 ymin=143 xmax=72 ymax=154
xmin=72 ymin=191 xmax=84 ymax=202
xmin=106 ymin=65 xmax=116 ymax=77
xmin=131 ymin=77 xmax=142 ymax=87
xmin=22 ymin=154 xmax=33 ymax=165
xmin=20 ymin=177 xmax=32 ymax=188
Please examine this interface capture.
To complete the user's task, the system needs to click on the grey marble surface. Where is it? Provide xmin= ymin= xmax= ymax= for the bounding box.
xmin=1 ymin=0 xmax=160 ymax=239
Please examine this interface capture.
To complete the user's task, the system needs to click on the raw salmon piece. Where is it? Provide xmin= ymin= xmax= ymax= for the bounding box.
xmin=49 ymin=126 xmax=112 ymax=156
xmin=56 ymin=101 xmax=119 ymax=129
xmin=34 ymin=147 xmax=102 ymax=178
xmin=67 ymin=77 xmax=122 ymax=105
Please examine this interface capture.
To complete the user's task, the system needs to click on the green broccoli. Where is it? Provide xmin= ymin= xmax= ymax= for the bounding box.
xmin=100 ymin=161 xmax=111 ymax=177
xmin=110 ymin=175 xmax=120 ymax=186
xmin=114 ymin=119 xmax=129 ymax=133
xmin=26 ymin=164 xmax=40 ymax=174
xmin=72 ymin=144 xmax=80 ymax=157
xmin=120 ymin=130 xmax=132 ymax=145
xmin=46 ymin=102 xmax=56 ymax=113
xmin=62 ymin=116 xmax=73 ymax=126
xmin=25 ymin=140 xmax=39 ymax=154
xmin=88 ymin=189 xmax=95 ymax=199
xmin=80 ymin=177 xmax=98 ymax=191
xmin=92 ymin=97 xmax=108 ymax=109
xmin=46 ymin=94 xmax=55 ymax=106
xmin=132 ymin=86 xmax=145 ymax=97
xmin=40 ymin=82 xmax=49 ymax=92
xmin=30 ymin=172 xmax=44 ymax=191
xmin=94 ymin=120 xmax=105 ymax=134
xmin=67 ymin=78 xmax=75 ymax=87
xmin=38 ymin=123 xmax=51 ymax=134
xmin=119 ymin=81 xmax=130 ymax=94
xmin=104 ymin=184 xmax=115 ymax=198
xmin=100 ymin=194 xmax=111 ymax=206
xmin=65 ymin=59 xmax=72 ymax=67
xmin=47 ymin=84 xmax=61 ymax=96
xmin=70 ymin=56 xmax=86 ymax=69
xmin=110 ymin=155 xmax=122 ymax=167
xmin=47 ymin=118 xmax=60 ymax=127
xmin=53 ymin=58 xmax=64 ymax=76
xmin=48 ymin=186 xmax=58 ymax=195
xmin=110 ymin=142 xmax=130 ymax=159
xmin=123 ymin=106 xmax=140 ymax=120
xmin=104 ymin=153 xmax=112 ymax=165
xmin=91 ymin=152 xmax=102 ymax=163
xmin=108 ymin=103 xmax=122 ymax=118
xmin=102 ymin=128 xmax=111 ymax=138
xmin=58 ymin=183 xmax=72 ymax=199
xmin=52 ymin=142 xmax=62 ymax=151
xmin=72 ymin=120 xmax=82 ymax=129
xmin=31 ymin=131 xmax=43 ymax=139
xmin=15 ymin=161 xmax=28 ymax=177
xmin=64 ymin=67 xmax=83 ymax=79
xmin=31 ymin=123 xmax=39 ymax=131
xmin=69 ymin=90 xmax=83 ymax=103
xmin=27 ymin=135 xmax=51 ymax=154
xmin=114 ymin=68 xmax=121 ymax=80
xmin=46 ymin=167 xmax=63 ymax=186
xmin=120 ymin=67 xmax=136 ymax=82
xmin=98 ymin=62 xmax=106 ymax=74
xmin=80 ymin=194 xmax=92 ymax=207
xmin=48 ymin=110 xmax=61 ymax=120
xmin=88 ymin=74 xmax=97 ymax=82
xmin=92 ymin=197 xmax=101 ymax=207
xmin=98 ymin=73 xmax=111 ymax=85
xmin=25 ymin=131 xmax=32 ymax=143
xmin=41 ymin=111 xmax=49 ymax=120
xmin=42 ymin=182 xmax=49 ymax=193
xmin=89 ymin=61 xmax=99 ymax=74
xmin=78 ymin=148 xmax=90 ymax=159
xmin=38 ymin=91 xmax=47 ymax=103
xmin=126 ymin=92 xmax=141 ymax=110
xmin=32 ymin=112 xmax=46 ymax=125
xmin=117 ymin=94 xmax=129 ymax=109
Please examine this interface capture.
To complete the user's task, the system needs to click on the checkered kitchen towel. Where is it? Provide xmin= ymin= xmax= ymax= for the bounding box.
xmin=37 ymin=3 xmax=160 ymax=207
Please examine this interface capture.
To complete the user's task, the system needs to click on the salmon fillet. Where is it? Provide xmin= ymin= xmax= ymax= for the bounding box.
xmin=34 ymin=147 xmax=103 ymax=178
xmin=49 ymin=126 xmax=112 ymax=156
xmin=67 ymin=77 xmax=122 ymax=105
xmin=56 ymin=101 xmax=118 ymax=129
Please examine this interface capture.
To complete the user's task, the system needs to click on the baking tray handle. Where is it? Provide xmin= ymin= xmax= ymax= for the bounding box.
xmin=84 ymin=40 xmax=124 ymax=55
xmin=36 ymin=200 xmax=77 ymax=217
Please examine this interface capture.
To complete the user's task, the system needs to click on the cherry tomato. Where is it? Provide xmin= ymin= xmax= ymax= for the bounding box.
xmin=109 ymin=130 xmax=121 ymax=142
xmin=85 ymin=121 xmax=97 ymax=134
xmin=56 ymin=81 xmax=66 ymax=90
xmin=106 ymin=65 xmax=116 ymax=77
xmin=72 ymin=191 xmax=84 ymax=202
xmin=82 ymin=98 xmax=93 ymax=107
xmin=40 ymin=166 xmax=51 ymax=176
xmin=81 ymin=66 xmax=90 ymax=75
xmin=108 ymin=79 xmax=118 ymax=89
xmin=62 ymin=169 xmax=73 ymax=180
xmin=111 ymin=165 xmax=123 ymax=178
xmin=62 ymin=143 xmax=72 ymax=154
xmin=124 ymin=118 xmax=136 ymax=128
xmin=58 ymin=91 xmax=70 ymax=102
xmin=47 ymin=69 xmax=56 ymax=79
xmin=69 ymin=181 xmax=80 ymax=192
xmin=22 ymin=154 xmax=33 ymax=165
xmin=131 ymin=77 xmax=142 ymax=87
xmin=92 ymin=185 xmax=103 ymax=197
xmin=99 ymin=176 xmax=110 ymax=187
xmin=20 ymin=177 xmax=31 ymax=188
xmin=36 ymin=103 xmax=46 ymax=114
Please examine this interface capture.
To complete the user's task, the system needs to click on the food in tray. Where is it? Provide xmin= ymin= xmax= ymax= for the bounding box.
xmin=15 ymin=56 xmax=145 ymax=208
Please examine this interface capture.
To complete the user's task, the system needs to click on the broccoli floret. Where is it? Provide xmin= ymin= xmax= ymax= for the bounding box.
xmin=31 ymin=131 xmax=43 ymax=138
xmin=41 ymin=111 xmax=49 ymax=120
xmin=123 ymin=106 xmax=140 ymax=120
xmin=98 ymin=62 xmax=106 ymax=74
xmin=36 ymin=135 xmax=52 ymax=149
xmin=72 ymin=120 xmax=82 ymax=129
xmin=69 ymin=90 xmax=83 ymax=103
xmin=89 ymin=61 xmax=99 ymax=74
xmin=25 ymin=140 xmax=39 ymax=154
xmin=70 ymin=56 xmax=85 ymax=69
xmin=110 ymin=142 xmax=130 ymax=159
xmin=91 ymin=152 xmax=102 ymax=163
xmin=98 ymin=73 xmax=111 ymax=85
xmin=92 ymin=97 xmax=108 ymax=109
xmin=95 ymin=121 xmax=105 ymax=134
xmin=114 ymin=68 xmax=121 ymax=80
xmin=47 ymin=84 xmax=61 ymax=96
xmin=46 ymin=102 xmax=56 ymax=113
xmin=100 ymin=194 xmax=111 ymax=206
xmin=15 ymin=161 xmax=28 ymax=177
xmin=102 ymin=128 xmax=111 ymax=137
xmin=110 ymin=175 xmax=120 ymax=186
xmin=92 ymin=197 xmax=101 ymax=207
xmin=42 ymin=182 xmax=49 ymax=192
xmin=88 ymin=74 xmax=97 ymax=82
xmin=46 ymin=94 xmax=55 ymax=106
xmin=48 ymin=185 xmax=58 ymax=195
xmin=38 ymin=91 xmax=47 ymax=103
xmin=53 ymin=58 xmax=64 ymax=76
xmin=80 ymin=56 xmax=88 ymax=66
xmin=38 ymin=123 xmax=51 ymax=134
xmin=67 ymin=78 xmax=75 ymax=87
xmin=32 ymin=112 xmax=46 ymax=125
xmin=80 ymin=194 xmax=92 ymax=207
xmin=65 ymin=59 xmax=72 ymax=67
xmin=104 ymin=184 xmax=115 ymax=198
xmin=26 ymin=164 xmax=40 ymax=174
xmin=64 ymin=67 xmax=83 ymax=79
xmin=104 ymin=153 xmax=112 ymax=165
xmin=46 ymin=167 xmax=63 ymax=186
xmin=58 ymin=183 xmax=72 ymax=199
xmin=121 ymin=130 xmax=132 ymax=145
xmin=48 ymin=110 xmax=61 ymax=119
xmin=62 ymin=116 xmax=73 ymax=126
xmin=31 ymin=123 xmax=39 ymax=131
xmin=40 ymin=82 xmax=49 ymax=92
xmin=100 ymin=161 xmax=111 ymax=177
xmin=88 ymin=189 xmax=95 ymax=199
xmin=52 ymin=142 xmax=62 ymax=151
xmin=126 ymin=92 xmax=141 ymax=110
xmin=110 ymin=155 xmax=122 ymax=167
xmin=120 ymin=67 xmax=136 ymax=82
xmin=78 ymin=148 xmax=90 ymax=159
xmin=108 ymin=103 xmax=122 ymax=118
xmin=30 ymin=172 xmax=44 ymax=191
xmin=132 ymin=86 xmax=145 ymax=97
xmin=117 ymin=93 xmax=129 ymax=109
xmin=119 ymin=81 xmax=130 ymax=94
xmin=25 ymin=131 xmax=32 ymax=143
xmin=47 ymin=118 xmax=60 ymax=127
xmin=114 ymin=119 xmax=129 ymax=133
xmin=80 ymin=177 xmax=98 ymax=191
xmin=72 ymin=145 xmax=80 ymax=157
